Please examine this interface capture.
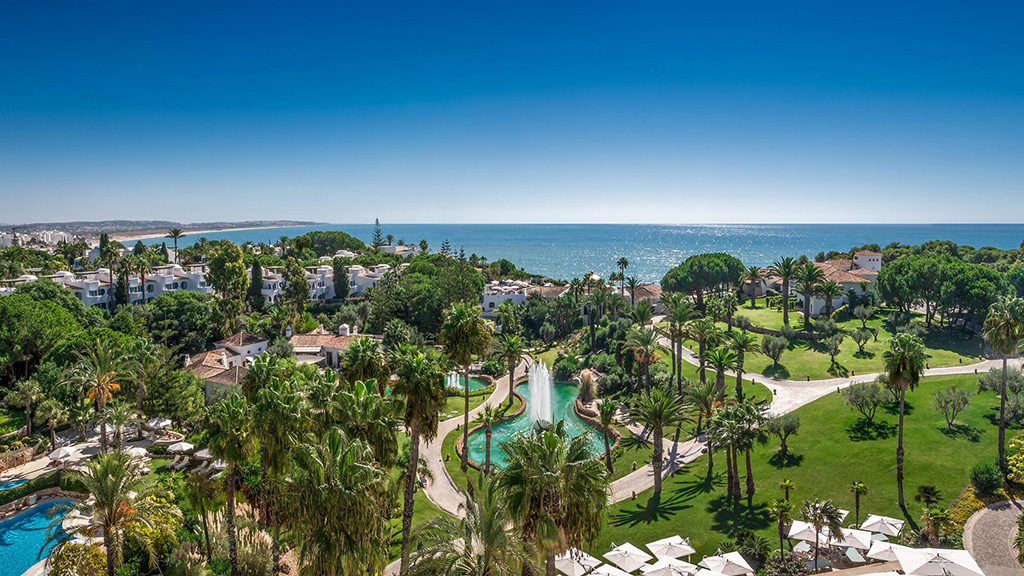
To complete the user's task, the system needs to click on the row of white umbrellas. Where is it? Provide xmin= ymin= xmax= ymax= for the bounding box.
xmin=556 ymin=537 xmax=753 ymax=576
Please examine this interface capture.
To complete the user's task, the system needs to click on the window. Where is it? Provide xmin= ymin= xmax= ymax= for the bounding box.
xmin=181 ymin=281 xmax=188 ymax=289
xmin=147 ymin=284 xmax=154 ymax=292
xmin=489 ymin=301 xmax=495 ymax=308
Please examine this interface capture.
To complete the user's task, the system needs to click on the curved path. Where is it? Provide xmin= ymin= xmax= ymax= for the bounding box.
xmin=964 ymin=500 xmax=1024 ymax=576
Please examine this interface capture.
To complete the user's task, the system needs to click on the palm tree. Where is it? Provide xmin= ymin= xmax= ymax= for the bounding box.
xmin=103 ymin=401 xmax=135 ymax=449
xmin=769 ymin=257 xmax=798 ymax=326
xmin=627 ymin=388 xmax=688 ymax=496
xmin=34 ymin=397 xmax=69 ymax=448
xmin=337 ymin=379 xmax=399 ymax=468
xmin=631 ymin=300 xmax=655 ymax=326
xmin=683 ymin=377 xmax=714 ymax=436
xmin=64 ymin=339 xmax=127 ymax=453
xmin=708 ymin=405 xmax=742 ymax=497
xmin=207 ymin=394 xmax=255 ymax=576
xmin=983 ymin=296 xmax=1024 ymax=477
xmin=689 ymin=317 xmax=720 ymax=385
xmin=849 ymin=481 xmax=868 ymax=526
xmin=70 ymin=399 xmax=92 ymax=441
xmin=278 ymin=430 xmax=389 ymax=576
xmin=883 ymin=333 xmax=927 ymax=508
xmin=625 ymin=326 xmax=659 ymax=391
xmin=815 ymin=280 xmax=843 ymax=317
xmin=728 ymin=331 xmax=760 ymax=401
xmin=494 ymin=333 xmax=526 ymax=408
xmin=185 ymin=471 xmax=224 ymax=561
xmin=802 ymin=498 xmax=844 ymax=572
xmin=479 ymin=405 xmax=501 ymax=476
xmin=706 ymin=346 xmax=738 ymax=402
xmin=496 ymin=423 xmax=610 ymax=576
xmin=736 ymin=401 xmax=766 ymax=497
xmin=409 ymin=482 xmax=538 ymax=576
xmin=134 ymin=254 xmax=152 ymax=304
xmin=617 ymin=257 xmax=630 ymax=294
xmin=741 ymin=266 xmax=764 ymax=308
xmin=343 ymin=336 xmax=390 ymax=387
xmin=165 ymin=228 xmax=186 ymax=263
xmin=915 ymin=484 xmax=942 ymax=506
xmin=779 ymin=479 xmax=796 ymax=501
xmin=768 ymin=499 xmax=796 ymax=558
xmin=47 ymin=451 xmax=181 ymax=576
xmin=626 ymin=276 xmax=640 ymax=306
xmin=795 ymin=262 xmax=825 ymax=330
xmin=598 ymin=399 xmax=618 ymax=474
xmin=661 ymin=293 xmax=696 ymax=394
xmin=5 ymin=378 xmax=43 ymax=436
xmin=439 ymin=302 xmax=494 ymax=472
xmin=392 ymin=345 xmax=448 ymax=571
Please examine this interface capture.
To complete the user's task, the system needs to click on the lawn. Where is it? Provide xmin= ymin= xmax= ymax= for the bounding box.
xmin=592 ymin=372 xmax=1006 ymax=557
xmin=0 ymin=407 xmax=26 ymax=436
xmin=697 ymin=307 xmax=980 ymax=381
xmin=443 ymin=392 xmax=491 ymax=419
xmin=532 ymin=346 xmax=561 ymax=368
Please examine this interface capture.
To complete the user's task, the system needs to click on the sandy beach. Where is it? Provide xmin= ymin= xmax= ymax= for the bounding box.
xmin=111 ymin=225 xmax=290 ymax=243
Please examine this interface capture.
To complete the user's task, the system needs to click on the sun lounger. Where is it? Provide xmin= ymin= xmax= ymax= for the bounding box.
xmin=191 ymin=462 xmax=209 ymax=475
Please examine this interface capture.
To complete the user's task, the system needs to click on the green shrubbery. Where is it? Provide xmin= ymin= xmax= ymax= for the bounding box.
xmin=970 ymin=462 xmax=1002 ymax=495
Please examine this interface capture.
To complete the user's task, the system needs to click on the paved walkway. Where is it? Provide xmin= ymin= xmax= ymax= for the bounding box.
xmin=964 ymin=500 xmax=1024 ymax=576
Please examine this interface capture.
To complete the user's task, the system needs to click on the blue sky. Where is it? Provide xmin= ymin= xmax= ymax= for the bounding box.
xmin=2 ymin=1 xmax=1023 ymax=224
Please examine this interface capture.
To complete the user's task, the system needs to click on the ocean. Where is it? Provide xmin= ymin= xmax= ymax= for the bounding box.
xmin=139 ymin=224 xmax=1024 ymax=282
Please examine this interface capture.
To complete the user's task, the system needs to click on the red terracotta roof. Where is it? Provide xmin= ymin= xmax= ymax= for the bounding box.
xmin=216 ymin=331 xmax=267 ymax=348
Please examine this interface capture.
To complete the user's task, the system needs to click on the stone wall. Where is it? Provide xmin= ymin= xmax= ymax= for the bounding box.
xmin=0 ymin=487 xmax=86 ymax=519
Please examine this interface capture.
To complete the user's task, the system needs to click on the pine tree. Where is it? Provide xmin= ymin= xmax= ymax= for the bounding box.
xmin=371 ymin=218 xmax=384 ymax=247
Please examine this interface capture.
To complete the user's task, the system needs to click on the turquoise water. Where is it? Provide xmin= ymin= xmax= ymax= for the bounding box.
xmin=466 ymin=381 xmax=605 ymax=469
xmin=447 ymin=375 xmax=491 ymax=393
xmin=0 ymin=479 xmax=27 ymax=491
xmin=0 ymin=499 xmax=70 ymax=575
xmin=138 ymin=223 xmax=1024 ymax=282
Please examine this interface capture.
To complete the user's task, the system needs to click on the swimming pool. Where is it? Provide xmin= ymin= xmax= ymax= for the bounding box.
xmin=0 ymin=479 xmax=28 ymax=491
xmin=0 ymin=499 xmax=71 ymax=575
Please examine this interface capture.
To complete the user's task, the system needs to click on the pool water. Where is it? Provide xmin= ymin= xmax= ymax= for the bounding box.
xmin=0 ymin=499 xmax=71 ymax=575
xmin=466 ymin=381 xmax=606 ymax=469
xmin=0 ymin=479 xmax=28 ymax=491
xmin=446 ymin=375 xmax=491 ymax=393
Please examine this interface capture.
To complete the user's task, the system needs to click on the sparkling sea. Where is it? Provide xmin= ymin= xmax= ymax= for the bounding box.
xmin=140 ymin=224 xmax=1024 ymax=282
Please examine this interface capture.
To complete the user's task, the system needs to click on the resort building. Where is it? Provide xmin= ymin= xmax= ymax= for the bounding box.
xmin=186 ymin=330 xmax=269 ymax=401
xmin=376 ymin=244 xmax=420 ymax=257
xmin=287 ymin=324 xmax=373 ymax=367
xmin=755 ymin=255 xmax=881 ymax=317
xmin=256 ymin=264 xmax=335 ymax=306
xmin=481 ymin=280 xmax=530 ymax=316
xmin=525 ymin=284 xmax=570 ymax=300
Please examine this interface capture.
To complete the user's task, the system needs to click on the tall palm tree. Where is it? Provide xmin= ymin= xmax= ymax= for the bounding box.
xmin=494 ymin=333 xmax=526 ymax=408
xmin=626 ymin=326 xmax=660 ymax=391
xmin=689 ymin=317 xmax=720 ymax=385
xmin=706 ymin=346 xmax=738 ymax=402
xmin=70 ymin=399 xmax=92 ymax=442
xmin=185 ymin=471 xmax=224 ymax=561
xmin=103 ymin=401 xmax=135 ymax=449
xmin=496 ymin=423 xmax=610 ymax=576
xmin=64 ymin=339 xmax=127 ymax=453
xmin=439 ymin=302 xmax=493 ymax=472
xmin=815 ymin=280 xmax=843 ymax=317
xmin=882 ymin=333 xmax=927 ymax=508
xmin=661 ymin=293 xmax=696 ymax=394
xmin=253 ymin=378 xmax=305 ymax=575
xmin=708 ymin=405 xmax=743 ymax=497
xmin=409 ymin=482 xmax=538 ymax=576
xmin=626 ymin=276 xmax=640 ymax=307
xmin=278 ymin=430 xmax=389 ymax=576
xmin=34 ymin=397 xmax=69 ymax=448
xmin=769 ymin=257 xmax=798 ymax=326
xmin=795 ymin=262 xmax=825 ymax=330
xmin=849 ymin=481 xmax=868 ymax=526
xmin=479 ymin=405 xmax=501 ymax=476
xmin=47 ymin=451 xmax=181 ymax=576
xmin=728 ymin=331 xmax=761 ymax=401
xmin=768 ymin=499 xmax=796 ymax=558
xmin=983 ymin=296 xmax=1024 ymax=477
xmin=392 ymin=344 xmax=447 ymax=571
xmin=207 ymin=394 xmax=255 ymax=576
xmin=631 ymin=300 xmax=655 ymax=326
xmin=617 ymin=257 xmax=630 ymax=296
xmin=736 ymin=401 xmax=766 ymax=497
xmin=802 ymin=498 xmax=844 ymax=572
xmin=337 ymin=379 xmax=399 ymax=468
xmin=598 ymin=399 xmax=618 ymax=474
xmin=165 ymin=228 xmax=186 ymax=264
xmin=741 ymin=266 xmax=764 ymax=308
xmin=5 ymin=378 xmax=43 ymax=436
xmin=683 ymin=377 xmax=715 ymax=437
xmin=134 ymin=253 xmax=152 ymax=304
xmin=627 ymin=388 xmax=687 ymax=496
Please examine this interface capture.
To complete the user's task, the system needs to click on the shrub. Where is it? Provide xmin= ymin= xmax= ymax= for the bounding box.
xmin=830 ymin=304 xmax=849 ymax=321
xmin=970 ymin=463 xmax=1003 ymax=495
xmin=147 ymin=444 xmax=169 ymax=455
xmin=0 ymin=471 xmax=61 ymax=506
xmin=763 ymin=551 xmax=809 ymax=576
xmin=780 ymin=324 xmax=796 ymax=341
xmin=761 ymin=335 xmax=788 ymax=366
xmin=48 ymin=543 xmax=106 ymax=576
xmin=733 ymin=315 xmax=753 ymax=330
xmin=479 ymin=358 xmax=504 ymax=378
xmin=815 ymin=318 xmax=837 ymax=335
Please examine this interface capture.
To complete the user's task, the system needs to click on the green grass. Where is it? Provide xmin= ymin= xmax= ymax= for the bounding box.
xmin=592 ymin=372 xmax=1005 ymax=557
xmin=532 ymin=346 xmax=561 ymax=368
xmin=0 ymin=408 xmax=26 ymax=436
xmin=443 ymin=393 xmax=491 ymax=419
xmin=699 ymin=308 xmax=980 ymax=381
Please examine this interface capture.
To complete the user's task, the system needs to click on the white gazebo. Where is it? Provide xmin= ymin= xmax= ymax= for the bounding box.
xmin=646 ymin=535 xmax=696 ymax=560
xmin=697 ymin=552 xmax=752 ymax=576
xmin=860 ymin=514 xmax=905 ymax=538
xmin=605 ymin=543 xmax=653 ymax=573
xmin=556 ymin=548 xmax=601 ymax=576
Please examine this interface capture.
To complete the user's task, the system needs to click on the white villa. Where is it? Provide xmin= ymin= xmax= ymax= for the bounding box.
xmin=751 ymin=250 xmax=882 ymax=317
xmin=481 ymin=280 xmax=531 ymax=316
xmin=287 ymin=323 xmax=370 ymax=367
xmin=185 ymin=330 xmax=270 ymax=400
xmin=0 ymin=263 xmax=213 ymax=311
xmin=376 ymin=244 xmax=419 ymax=257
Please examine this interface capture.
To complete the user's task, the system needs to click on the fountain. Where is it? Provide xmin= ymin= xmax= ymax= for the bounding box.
xmin=445 ymin=372 xmax=490 ymax=393
xmin=528 ymin=362 xmax=554 ymax=426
